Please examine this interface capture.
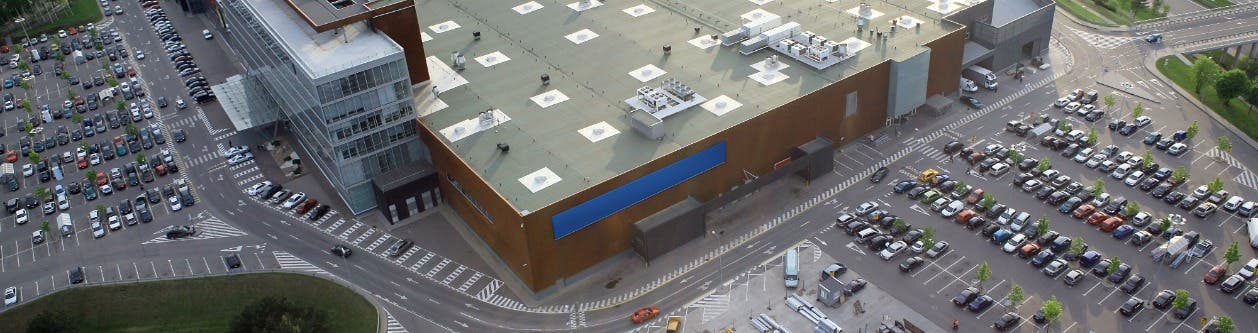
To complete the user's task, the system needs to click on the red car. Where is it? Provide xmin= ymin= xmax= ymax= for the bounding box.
xmin=1204 ymin=265 xmax=1228 ymax=284
xmin=630 ymin=306 xmax=659 ymax=324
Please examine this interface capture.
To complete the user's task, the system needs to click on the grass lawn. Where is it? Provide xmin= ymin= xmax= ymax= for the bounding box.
xmin=1192 ymin=0 xmax=1233 ymax=8
xmin=1054 ymin=0 xmax=1116 ymax=26
xmin=23 ymin=0 xmax=103 ymax=37
xmin=1156 ymin=55 xmax=1258 ymax=141
xmin=0 ymin=273 xmax=377 ymax=333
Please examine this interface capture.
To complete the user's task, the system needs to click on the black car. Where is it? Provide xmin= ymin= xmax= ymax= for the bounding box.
xmin=967 ymin=295 xmax=995 ymax=312
xmin=1244 ymin=288 xmax=1258 ymax=305
xmin=224 ymin=254 xmax=242 ymax=269
xmin=310 ymin=204 xmax=332 ymax=221
xmin=1172 ymin=298 xmax=1197 ymax=319
xmin=1151 ymin=184 xmax=1172 ymax=198
xmin=1120 ymin=274 xmax=1146 ymax=294
xmin=993 ymin=312 xmax=1021 ymax=331
xmin=1119 ymin=297 xmax=1144 ymax=317
xmin=870 ymin=167 xmax=889 ymax=183
xmin=966 ymin=216 xmax=988 ymax=230
xmin=1119 ymin=124 xmax=1139 ymax=136
xmin=166 ymin=225 xmax=196 ymax=239
xmin=1163 ymin=191 xmax=1186 ymax=204
xmin=330 ymin=244 xmax=352 ymax=258
xmin=899 ymin=256 xmax=925 ymax=272
xmin=1030 ymin=250 xmax=1056 ymax=267
xmin=893 ymin=180 xmax=918 ymax=193
xmin=981 ymin=224 xmax=1001 ymax=237
xmin=1152 ymin=290 xmax=1175 ymax=309
xmin=69 ymin=267 xmax=85 ymax=284
xmin=1107 ymin=263 xmax=1132 ymax=283
xmin=1108 ymin=119 xmax=1127 ymax=130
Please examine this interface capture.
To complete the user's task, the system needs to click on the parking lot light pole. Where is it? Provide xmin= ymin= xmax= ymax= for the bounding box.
xmin=14 ymin=17 xmax=29 ymax=44
xmin=712 ymin=230 xmax=724 ymax=291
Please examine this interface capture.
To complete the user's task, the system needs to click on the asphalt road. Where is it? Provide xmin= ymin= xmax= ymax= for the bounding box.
xmin=6 ymin=2 xmax=1258 ymax=333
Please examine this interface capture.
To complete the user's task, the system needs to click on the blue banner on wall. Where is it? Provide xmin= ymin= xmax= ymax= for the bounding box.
xmin=551 ymin=142 xmax=727 ymax=240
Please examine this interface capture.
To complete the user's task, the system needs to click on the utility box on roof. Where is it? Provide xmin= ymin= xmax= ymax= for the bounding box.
xmin=631 ymin=197 xmax=705 ymax=262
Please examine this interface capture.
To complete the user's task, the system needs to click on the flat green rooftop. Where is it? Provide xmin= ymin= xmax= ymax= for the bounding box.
xmin=416 ymin=0 xmax=965 ymax=213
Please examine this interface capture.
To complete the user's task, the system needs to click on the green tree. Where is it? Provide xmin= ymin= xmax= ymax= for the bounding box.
xmin=1093 ymin=179 xmax=1105 ymax=197
xmin=135 ymin=152 xmax=146 ymax=164
xmin=1070 ymin=237 xmax=1086 ymax=256
xmin=85 ymin=170 xmax=98 ymax=184
xmin=1215 ymin=315 xmax=1234 ymax=333
xmin=953 ymin=180 xmax=969 ymax=195
xmin=17 ymin=60 xmax=29 ymax=71
xmin=19 ymin=79 xmax=30 ymax=90
xmin=1187 ymin=121 xmax=1200 ymax=139
xmin=1038 ymin=157 xmax=1052 ymax=172
xmin=976 ymin=261 xmax=992 ymax=291
xmin=1103 ymin=95 xmax=1116 ymax=109
xmin=1107 ymin=257 xmax=1123 ymax=276
xmin=22 ymin=99 xmax=31 ymax=112
xmin=1008 ymin=285 xmax=1025 ymax=310
xmin=1218 ymin=136 xmax=1232 ymax=154
xmin=1193 ymin=56 xmax=1223 ymax=93
xmin=1037 ymin=216 xmax=1050 ymax=236
xmin=1245 ymin=83 xmax=1258 ymax=111
xmin=1141 ymin=151 xmax=1154 ymax=169
xmin=71 ymin=113 xmax=83 ymax=123
xmin=981 ymin=193 xmax=997 ymax=210
xmin=1159 ymin=217 xmax=1172 ymax=233
xmin=229 ymin=296 xmax=330 ymax=333
xmin=24 ymin=122 xmax=34 ymax=135
xmin=27 ymin=151 xmax=40 ymax=164
xmin=1042 ymin=296 xmax=1063 ymax=323
xmin=25 ymin=309 xmax=79 ymax=333
xmin=1215 ymin=69 xmax=1250 ymax=101
xmin=125 ymin=124 xmax=139 ymax=137
xmin=1132 ymin=102 xmax=1144 ymax=119
xmin=1125 ymin=201 xmax=1140 ymax=217
xmin=1086 ymin=126 xmax=1099 ymax=146
xmin=40 ymin=220 xmax=51 ymax=235
xmin=1174 ymin=289 xmax=1191 ymax=309
xmin=107 ymin=76 xmax=117 ymax=87
xmin=35 ymin=187 xmax=51 ymax=202
xmin=116 ymin=100 xmax=125 ymax=111
xmin=1057 ymin=121 xmax=1072 ymax=132
xmin=1208 ymin=177 xmax=1226 ymax=193
xmin=1171 ymin=166 xmax=1189 ymax=184
xmin=1009 ymin=149 xmax=1024 ymax=164
xmin=1225 ymin=241 xmax=1241 ymax=268
xmin=892 ymin=218 xmax=907 ymax=233
xmin=920 ymin=226 xmax=935 ymax=250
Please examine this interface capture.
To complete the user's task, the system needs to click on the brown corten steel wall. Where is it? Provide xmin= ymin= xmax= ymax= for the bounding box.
xmin=924 ymin=28 xmax=968 ymax=97
xmin=369 ymin=5 xmax=431 ymax=84
xmin=425 ymin=34 xmax=965 ymax=292
xmin=417 ymin=122 xmax=536 ymax=288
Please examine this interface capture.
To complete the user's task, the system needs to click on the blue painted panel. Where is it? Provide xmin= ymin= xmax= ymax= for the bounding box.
xmin=552 ymin=142 xmax=727 ymax=240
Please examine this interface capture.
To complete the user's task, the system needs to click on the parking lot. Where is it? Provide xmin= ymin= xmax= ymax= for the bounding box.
xmin=0 ymin=0 xmax=220 ymax=276
xmin=815 ymin=78 xmax=1258 ymax=331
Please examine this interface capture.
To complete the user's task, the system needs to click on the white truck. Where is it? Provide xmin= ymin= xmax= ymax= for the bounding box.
xmin=1248 ymin=218 xmax=1258 ymax=248
xmin=58 ymin=213 xmax=73 ymax=237
xmin=963 ymin=66 xmax=998 ymax=91
xmin=0 ymin=163 xmax=14 ymax=177
xmin=1152 ymin=235 xmax=1192 ymax=267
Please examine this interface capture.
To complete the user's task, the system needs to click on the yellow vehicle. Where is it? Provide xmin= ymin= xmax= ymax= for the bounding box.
xmin=665 ymin=316 xmax=682 ymax=333
xmin=917 ymin=168 xmax=939 ymax=183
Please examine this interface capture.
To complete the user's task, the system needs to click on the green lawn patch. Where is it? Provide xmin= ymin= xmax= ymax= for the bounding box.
xmin=1054 ymin=0 xmax=1116 ymax=26
xmin=0 ymin=273 xmax=377 ymax=333
xmin=1156 ymin=55 xmax=1258 ymax=141
xmin=1192 ymin=0 xmax=1233 ymax=9
xmin=22 ymin=0 xmax=103 ymax=37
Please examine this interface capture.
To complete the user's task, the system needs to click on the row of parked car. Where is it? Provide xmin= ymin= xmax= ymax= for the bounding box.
xmin=244 ymin=177 xmax=331 ymax=221
xmin=836 ymin=199 xmax=953 ymax=275
xmin=143 ymin=1 xmax=216 ymax=104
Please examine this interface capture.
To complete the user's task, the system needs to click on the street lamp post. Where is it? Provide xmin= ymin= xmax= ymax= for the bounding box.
xmin=14 ymin=17 xmax=29 ymax=45
xmin=711 ymin=230 xmax=724 ymax=291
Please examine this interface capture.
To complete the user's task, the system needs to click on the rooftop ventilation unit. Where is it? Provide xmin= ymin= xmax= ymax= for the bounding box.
xmin=327 ymin=0 xmax=354 ymax=9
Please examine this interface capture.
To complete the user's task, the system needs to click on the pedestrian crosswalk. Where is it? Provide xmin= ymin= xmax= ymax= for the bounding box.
xmin=919 ymin=146 xmax=949 ymax=163
xmin=1236 ymin=171 xmax=1258 ymax=191
xmin=384 ymin=310 xmax=408 ymax=333
xmin=690 ymin=293 xmax=730 ymax=323
xmin=141 ymin=214 xmax=247 ymax=244
xmin=187 ymin=153 xmax=220 ymax=167
xmin=272 ymin=251 xmax=330 ymax=275
xmin=1065 ymin=26 xmax=1135 ymax=49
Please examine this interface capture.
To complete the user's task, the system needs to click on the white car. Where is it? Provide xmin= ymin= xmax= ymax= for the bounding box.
xmin=124 ymin=213 xmax=137 ymax=226
xmin=136 ymin=50 xmax=145 ymax=60
xmin=283 ymin=192 xmax=307 ymax=209
xmin=247 ymin=181 xmax=273 ymax=196
xmin=1167 ymin=143 xmax=1189 ymax=156
xmin=1116 ymin=151 xmax=1134 ymax=163
xmin=91 ymin=221 xmax=105 ymax=238
xmin=1054 ymin=98 xmax=1069 ymax=108
xmin=227 ymin=152 xmax=254 ymax=165
xmin=58 ymin=30 xmax=68 ymax=38
xmin=90 ymin=153 xmax=102 ymax=166
xmin=855 ymin=201 xmax=880 ymax=216
xmin=1133 ymin=116 xmax=1152 ymax=127
xmin=57 ymin=196 xmax=70 ymax=211
xmin=879 ymin=241 xmax=907 ymax=260
xmin=4 ymin=286 xmax=17 ymax=306
xmin=203 ymin=29 xmax=214 ymax=40
xmin=1064 ymin=102 xmax=1081 ymax=112
xmin=1223 ymin=196 xmax=1245 ymax=212
xmin=1239 ymin=259 xmax=1258 ymax=279
xmin=22 ymin=164 xmax=33 ymax=177
xmin=1085 ymin=154 xmax=1106 ymax=168
xmin=941 ymin=200 xmax=965 ymax=217
xmin=100 ymin=184 xmax=114 ymax=195
xmin=1073 ymin=148 xmax=1094 ymax=163
xmin=169 ymin=196 xmax=183 ymax=211
xmin=1110 ymin=164 xmax=1133 ymax=179
xmin=107 ymin=215 xmax=122 ymax=230
xmin=14 ymin=209 xmax=28 ymax=225
xmin=224 ymin=146 xmax=250 ymax=158
xmin=1127 ymin=156 xmax=1144 ymax=167
xmin=1002 ymin=234 xmax=1028 ymax=253
xmin=1192 ymin=185 xmax=1211 ymax=199
xmin=1123 ymin=170 xmax=1145 ymax=186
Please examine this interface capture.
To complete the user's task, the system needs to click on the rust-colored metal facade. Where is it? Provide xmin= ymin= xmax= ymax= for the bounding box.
xmin=420 ymin=28 xmax=969 ymax=292
xmin=367 ymin=4 xmax=430 ymax=84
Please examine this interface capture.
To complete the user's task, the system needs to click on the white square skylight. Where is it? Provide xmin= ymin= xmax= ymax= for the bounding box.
xmin=429 ymin=21 xmax=461 ymax=34
xmin=750 ymin=57 xmax=790 ymax=72
xmin=519 ymin=168 xmax=562 ymax=193
xmin=688 ymin=35 xmax=720 ymax=50
xmin=530 ymin=90 xmax=570 ymax=108
xmin=474 ymin=51 xmax=511 ymax=68
xmin=701 ymin=95 xmax=743 ymax=117
xmin=565 ymin=29 xmax=599 ymax=44
xmin=578 ymin=121 xmax=620 ymax=143
xmin=748 ymin=0 xmax=774 ymax=5
xmin=628 ymin=64 xmax=666 ymax=82
xmin=749 ymin=71 xmax=789 ymax=86
xmin=513 ymin=1 xmax=544 ymax=14
xmin=567 ymin=0 xmax=603 ymax=12
xmin=421 ymin=32 xmax=432 ymax=42
xmin=622 ymin=4 xmax=655 ymax=17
